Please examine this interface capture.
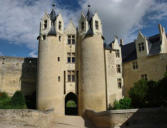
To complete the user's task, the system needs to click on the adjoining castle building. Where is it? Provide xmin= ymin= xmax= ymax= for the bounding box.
xmin=122 ymin=24 xmax=167 ymax=96
xmin=0 ymin=6 xmax=166 ymax=116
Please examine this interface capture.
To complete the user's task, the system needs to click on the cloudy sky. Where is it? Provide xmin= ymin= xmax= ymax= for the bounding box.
xmin=0 ymin=0 xmax=167 ymax=57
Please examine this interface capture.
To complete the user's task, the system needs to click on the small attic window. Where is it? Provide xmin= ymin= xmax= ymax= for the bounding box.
xmin=81 ymin=22 xmax=84 ymax=31
xmin=138 ymin=42 xmax=144 ymax=52
xmin=95 ymin=20 xmax=99 ymax=30
xmin=59 ymin=21 xmax=62 ymax=30
xmin=44 ymin=20 xmax=47 ymax=29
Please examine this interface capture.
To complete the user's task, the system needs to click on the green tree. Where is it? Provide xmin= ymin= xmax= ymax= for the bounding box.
xmin=128 ymin=79 xmax=148 ymax=108
xmin=11 ymin=91 xmax=27 ymax=109
xmin=113 ymin=97 xmax=131 ymax=109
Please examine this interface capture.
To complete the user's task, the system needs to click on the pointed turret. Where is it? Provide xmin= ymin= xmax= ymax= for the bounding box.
xmin=48 ymin=4 xmax=57 ymax=36
xmin=77 ymin=5 xmax=106 ymax=114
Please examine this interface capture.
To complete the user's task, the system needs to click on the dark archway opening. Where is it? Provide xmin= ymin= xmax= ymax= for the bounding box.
xmin=65 ymin=92 xmax=78 ymax=115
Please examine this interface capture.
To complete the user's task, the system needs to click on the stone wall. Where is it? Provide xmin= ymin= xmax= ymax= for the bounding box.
xmin=84 ymin=108 xmax=167 ymax=128
xmin=0 ymin=56 xmax=37 ymax=96
xmin=0 ymin=109 xmax=85 ymax=128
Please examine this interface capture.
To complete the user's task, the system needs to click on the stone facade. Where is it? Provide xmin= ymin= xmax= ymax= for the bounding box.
xmin=37 ymin=7 xmax=123 ymax=115
xmin=122 ymin=24 xmax=167 ymax=96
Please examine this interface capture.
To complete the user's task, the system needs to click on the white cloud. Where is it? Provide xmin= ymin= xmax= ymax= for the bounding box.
xmin=148 ymin=1 xmax=167 ymax=20
xmin=0 ymin=0 xmax=79 ymax=51
xmin=0 ymin=0 xmax=167 ymax=55
xmin=29 ymin=50 xmax=37 ymax=58
xmin=79 ymin=0 xmax=157 ymax=43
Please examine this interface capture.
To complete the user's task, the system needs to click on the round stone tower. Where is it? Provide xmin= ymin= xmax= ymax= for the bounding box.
xmin=37 ymin=6 xmax=65 ymax=115
xmin=77 ymin=7 xmax=106 ymax=114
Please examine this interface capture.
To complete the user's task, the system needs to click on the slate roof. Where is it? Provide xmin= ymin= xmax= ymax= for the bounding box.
xmin=121 ymin=42 xmax=137 ymax=63
xmin=121 ymin=34 xmax=162 ymax=63
xmin=85 ymin=9 xmax=94 ymax=37
xmin=148 ymin=34 xmax=161 ymax=56
xmin=48 ymin=9 xmax=57 ymax=36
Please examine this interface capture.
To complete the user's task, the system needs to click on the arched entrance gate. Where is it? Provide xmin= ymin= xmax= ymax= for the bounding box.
xmin=65 ymin=92 xmax=78 ymax=115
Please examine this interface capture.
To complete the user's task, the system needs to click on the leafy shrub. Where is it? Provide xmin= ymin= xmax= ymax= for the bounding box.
xmin=66 ymin=100 xmax=77 ymax=108
xmin=129 ymin=72 xmax=167 ymax=108
xmin=0 ymin=92 xmax=9 ymax=100
xmin=113 ymin=97 xmax=131 ymax=109
xmin=0 ymin=92 xmax=11 ymax=109
xmin=11 ymin=91 xmax=27 ymax=109
xmin=129 ymin=79 xmax=148 ymax=108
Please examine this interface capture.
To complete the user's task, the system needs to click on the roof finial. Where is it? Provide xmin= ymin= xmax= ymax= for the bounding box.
xmin=52 ymin=3 xmax=56 ymax=9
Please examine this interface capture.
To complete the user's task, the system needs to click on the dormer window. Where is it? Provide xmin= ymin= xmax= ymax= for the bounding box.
xmin=59 ymin=21 xmax=62 ymax=30
xmin=95 ymin=20 xmax=99 ymax=30
xmin=81 ymin=22 xmax=84 ymax=31
xmin=44 ymin=20 xmax=47 ymax=29
xmin=138 ymin=42 xmax=144 ymax=52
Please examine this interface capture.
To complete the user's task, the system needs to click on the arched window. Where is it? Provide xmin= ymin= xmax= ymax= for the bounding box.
xmin=59 ymin=21 xmax=62 ymax=30
xmin=81 ymin=21 xmax=84 ymax=31
xmin=44 ymin=20 xmax=47 ymax=29
xmin=95 ymin=20 xmax=99 ymax=30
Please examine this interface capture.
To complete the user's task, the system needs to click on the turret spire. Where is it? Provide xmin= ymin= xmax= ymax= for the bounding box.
xmin=48 ymin=3 xmax=57 ymax=36
xmin=85 ymin=4 xmax=93 ymax=37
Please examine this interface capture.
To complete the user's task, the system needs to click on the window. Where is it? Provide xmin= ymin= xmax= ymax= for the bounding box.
xmin=59 ymin=21 xmax=62 ymax=30
xmin=141 ymin=74 xmax=147 ymax=80
xmin=58 ymin=76 xmax=61 ymax=82
xmin=72 ymin=73 xmax=75 ymax=82
xmin=67 ymin=35 xmax=75 ymax=45
xmin=115 ymin=50 xmax=120 ymax=58
xmin=67 ymin=57 xmax=71 ymax=63
xmin=81 ymin=22 xmax=84 ymax=31
xmin=72 ymin=35 xmax=75 ymax=44
xmin=132 ymin=61 xmax=138 ymax=70
xmin=44 ymin=20 xmax=47 ymax=29
xmin=68 ymin=72 xmax=71 ymax=82
xmin=117 ymin=78 xmax=122 ymax=89
xmin=43 ymin=35 xmax=46 ymax=40
xmin=116 ymin=64 xmax=121 ymax=73
xmin=138 ymin=42 xmax=144 ymax=52
xmin=67 ymin=70 xmax=75 ymax=82
xmin=59 ymin=36 xmax=61 ymax=41
xmin=95 ymin=20 xmax=99 ymax=30
xmin=58 ymin=57 xmax=60 ymax=62
xmin=67 ymin=53 xmax=75 ymax=63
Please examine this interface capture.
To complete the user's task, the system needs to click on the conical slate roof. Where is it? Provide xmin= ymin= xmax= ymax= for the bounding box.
xmin=85 ymin=6 xmax=94 ymax=37
xmin=48 ymin=8 xmax=57 ymax=36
